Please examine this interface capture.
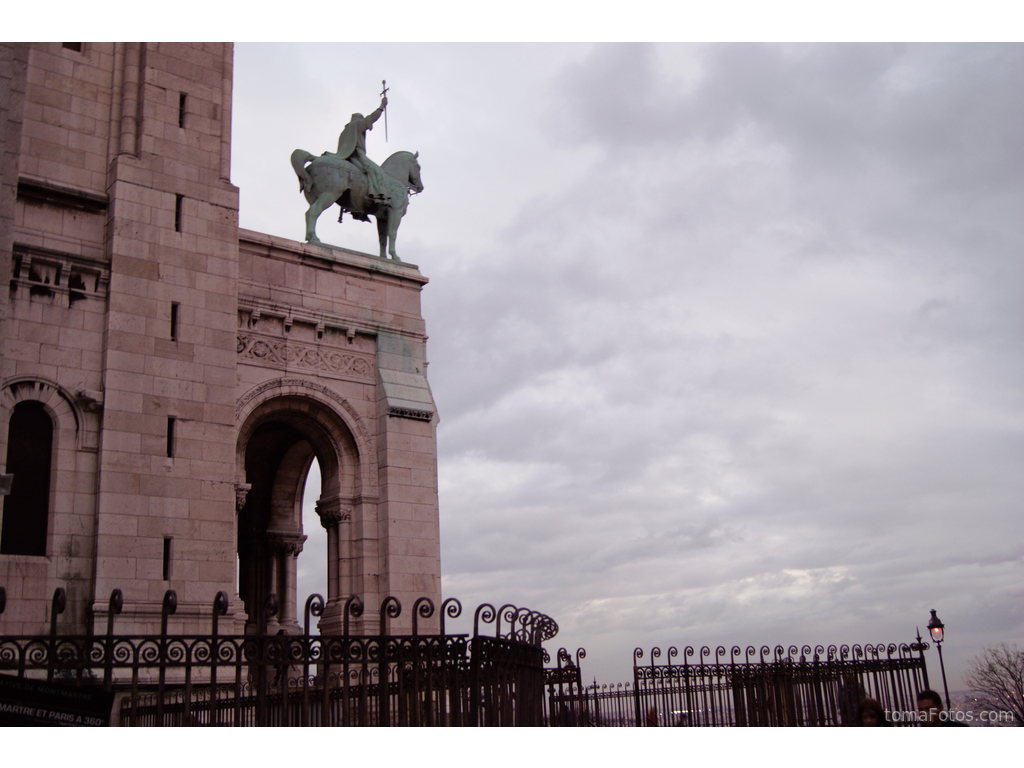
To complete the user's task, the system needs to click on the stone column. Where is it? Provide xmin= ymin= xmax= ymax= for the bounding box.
xmin=316 ymin=498 xmax=342 ymax=603
xmin=118 ymin=42 xmax=140 ymax=156
xmin=234 ymin=483 xmax=250 ymax=599
xmin=268 ymin=532 xmax=306 ymax=631
xmin=315 ymin=496 xmax=353 ymax=634
xmin=267 ymin=549 xmax=280 ymax=632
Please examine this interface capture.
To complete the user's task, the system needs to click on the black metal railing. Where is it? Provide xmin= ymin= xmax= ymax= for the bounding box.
xmin=547 ymin=640 xmax=931 ymax=726
xmin=0 ymin=587 xmax=560 ymax=727
xmin=543 ymin=647 xmax=590 ymax=725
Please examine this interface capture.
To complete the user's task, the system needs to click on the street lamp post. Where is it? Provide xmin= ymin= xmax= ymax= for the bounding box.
xmin=927 ymin=609 xmax=951 ymax=711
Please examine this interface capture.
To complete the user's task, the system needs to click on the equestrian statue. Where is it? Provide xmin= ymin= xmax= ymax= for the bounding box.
xmin=291 ymin=88 xmax=424 ymax=260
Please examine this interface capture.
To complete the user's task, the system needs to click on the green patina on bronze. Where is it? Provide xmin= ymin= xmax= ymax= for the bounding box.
xmin=290 ymin=94 xmax=424 ymax=261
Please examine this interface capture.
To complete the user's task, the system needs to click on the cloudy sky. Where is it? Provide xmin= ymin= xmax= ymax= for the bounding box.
xmin=231 ymin=42 xmax=1023 ymax=689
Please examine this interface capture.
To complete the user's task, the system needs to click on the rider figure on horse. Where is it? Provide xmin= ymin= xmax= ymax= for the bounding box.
xmin=335 ymin=95 xmax=390 ymax=213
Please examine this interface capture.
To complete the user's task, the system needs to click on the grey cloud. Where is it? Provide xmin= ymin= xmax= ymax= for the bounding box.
xmin=237 ymin=43 xmax=1024 ymax=689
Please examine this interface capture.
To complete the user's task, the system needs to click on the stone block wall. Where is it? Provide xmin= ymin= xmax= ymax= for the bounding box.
xmin=235 ymin=231 xmax=441 ymax=635
xmin=93 ymin=43 xmax=239 ymax=634
xmin=0 ymin=43 xmax=241 ymax=635
xmin=1 ymin=43 xmax=441 ymax=639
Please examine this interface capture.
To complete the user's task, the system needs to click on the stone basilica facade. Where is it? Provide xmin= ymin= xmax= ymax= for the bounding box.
xmin=0 ymin=43 xmax=441 ymax=636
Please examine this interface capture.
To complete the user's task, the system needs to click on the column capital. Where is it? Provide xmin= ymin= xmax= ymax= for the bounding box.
xmin=315 ymin=497 xmax=352 ymax=529
xmin=235 ymin=482 xmax=251 ymax=512
xmin=267 ymin=531 xmax=307 ymax=556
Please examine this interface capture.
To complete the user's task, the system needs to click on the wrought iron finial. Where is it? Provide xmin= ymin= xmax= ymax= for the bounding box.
xmin=440 ymin=597 xmax=461 ymax=636
xmin=213 ymin=590 xmax=229 ymax=617
xmin=496 ymin=604 xmax=517 ymax=639
xmin=473 ymin=603 xmax=496 ymax=638
xmin=159 ymin=589 xmax=177 ymax=639
xmin=107 ymin=588 xmax=123 ymax=637
xmin=344 ymin=595 xmax=364 ymax=637
xmin=412 ymin=597 xmax=434 ymax=637
xmin=162 ymin=590 xmax=178 ymax=615
xmin=304 ymin=593 xmax=325 ymax=637
xmin=379 ymin=596 xmax=401 ymax=636
xmin=210 ymin=590 xmax=229 ymax=636
xmin=50 ymin=587 xmax=66 ymax=637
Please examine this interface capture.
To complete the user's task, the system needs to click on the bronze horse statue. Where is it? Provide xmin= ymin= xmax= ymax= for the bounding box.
xmin=290 ymin=149 xmax=423 ymax=260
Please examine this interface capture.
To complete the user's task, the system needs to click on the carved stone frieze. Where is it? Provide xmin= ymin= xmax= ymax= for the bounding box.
xmin=237 ymin=332 xmax=375 ymax=382
xmin=387 ymin=406 xmax=433 ymax=421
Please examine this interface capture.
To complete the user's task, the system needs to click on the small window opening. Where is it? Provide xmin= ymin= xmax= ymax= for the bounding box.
xmin=10 ymin=254 xmax=22 ymax=296
xmin=174 ymin=195 xmax=183 ymax=232
xmin=68 ymin=271 xmax=88 ymax=305
xmin=162 ymin=537 xmax=172 ymax=580
xmin=170 ymin=302 xmax=179 ymax=341
xmin=166 ymin=417 xmax=176 ymax=458
xmin=62 ymin=43 xmax=82 ymax=52
xmin=178 ymin=93 xmax=186 ymax=128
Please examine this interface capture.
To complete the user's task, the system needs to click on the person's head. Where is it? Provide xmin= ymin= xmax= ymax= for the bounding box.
xmin=350 ymin=113 xmax=363 ymax=123
xmin=857 ymin=698 xmax=886 ymax=727
xmin=916 ymin=689 xmax=943 ymax=726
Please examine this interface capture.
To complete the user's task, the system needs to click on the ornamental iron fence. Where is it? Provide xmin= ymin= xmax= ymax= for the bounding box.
xmin=547 ymin=639 xmax=931 ymax=726
xmin=631 ymin=641 xmax=931 ymax=726
xmin=0 ymin=586 xmax=560 ymax=727
xmin=544 ymin=647 xmax=588 ymax=726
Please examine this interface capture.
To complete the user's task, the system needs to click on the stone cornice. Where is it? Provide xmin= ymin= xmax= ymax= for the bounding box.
xmin=238 ymin=228 xmax=428 ymax=286
xmin=236 ymin=294 xmax=426 ymax=342
xmin=17 ymin=175 xmax=109 ymax=213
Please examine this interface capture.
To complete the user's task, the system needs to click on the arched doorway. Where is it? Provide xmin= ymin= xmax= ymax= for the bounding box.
xmin=235 ymin=389 xmax=370 ymax=634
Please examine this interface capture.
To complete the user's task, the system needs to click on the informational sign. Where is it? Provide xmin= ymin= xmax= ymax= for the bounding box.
xmin=0 ymin=673 xmax=113 ymax=726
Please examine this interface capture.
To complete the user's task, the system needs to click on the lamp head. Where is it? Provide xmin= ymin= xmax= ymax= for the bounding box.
xmin=927 ymin=609 xmax=944 ymax=643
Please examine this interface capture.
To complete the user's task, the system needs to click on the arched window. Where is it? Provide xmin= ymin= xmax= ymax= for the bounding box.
xmin=1 ymin=401 xmax=53 ymax=556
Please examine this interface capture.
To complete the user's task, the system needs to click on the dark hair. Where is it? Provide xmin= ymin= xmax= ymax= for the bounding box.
xmin=916 ymin=689 xmax=942 ymax=708
xmin=856 ymin=697 xmax=889 ymax=726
